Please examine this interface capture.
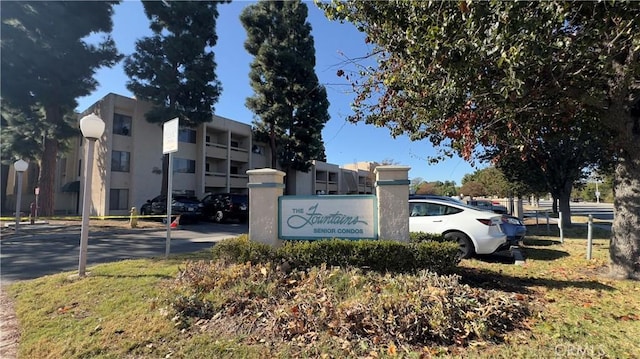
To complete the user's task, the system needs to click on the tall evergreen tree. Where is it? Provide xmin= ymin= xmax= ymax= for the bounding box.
xmin=241 ymin=0 xmax=330 ymax=190
xmin=1 ymin=1 xmax=122 ymax=216
xmin=124 ymin=1 xmax=227 ymax=195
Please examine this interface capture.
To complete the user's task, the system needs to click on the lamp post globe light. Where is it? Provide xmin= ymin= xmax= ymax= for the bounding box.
xmin=13 ymin=159 xmax=28 ymax=234
xmin=78 ymin=114 xmax=105 ymax=277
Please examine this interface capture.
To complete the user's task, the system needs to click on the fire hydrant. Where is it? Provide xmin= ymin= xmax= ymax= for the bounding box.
xmin=29 ymin=202 xmax=37 ymax=225
xmin=129 ymin=207 xmax=138 ymax=228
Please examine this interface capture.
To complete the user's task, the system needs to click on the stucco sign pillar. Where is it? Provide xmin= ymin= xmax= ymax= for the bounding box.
xmin=247 ymin=168 xmax=286 ymax=247
xmin=375 ymin=166 xmax=411 ymax=242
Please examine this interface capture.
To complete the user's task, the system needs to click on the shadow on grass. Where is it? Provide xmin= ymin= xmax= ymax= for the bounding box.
xmin=455 ymin=267 xmax=616 ymax=293
xmin=526 ymin=224 xmax=610 ymax=240
xmin=523 ymin=238 xmax=562 ymax=246
xmin=521 ymin=247 xmax=570 ymax=261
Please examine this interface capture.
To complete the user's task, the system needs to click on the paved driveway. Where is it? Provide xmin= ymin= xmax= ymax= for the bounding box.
xmin=0 ymin=222 xmax=248 ymax=283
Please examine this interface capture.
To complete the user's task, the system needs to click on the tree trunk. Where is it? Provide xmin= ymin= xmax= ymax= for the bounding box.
xmin=558 ymin=190 xmax=573 ymax=228
xmin=609 ymin=147 xmax=640 ymax=280
xmin=38 ymin=137 xmax=58 ymax=216
xmin=551 ymin=195 xmax=558 ymax=213
xmin=269 ymin=129 xmax=277 ymax=169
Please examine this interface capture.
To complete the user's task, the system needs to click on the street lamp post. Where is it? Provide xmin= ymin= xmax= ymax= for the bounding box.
xmin=78 ymin=114 xmax=105 ymax=277
xmin=13 ymin=159 xmax=28 ymax=234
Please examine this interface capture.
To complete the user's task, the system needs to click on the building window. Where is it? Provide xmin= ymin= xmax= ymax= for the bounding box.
xmin=178 ymin=128 xmax=197 ymax=143
xmin=112 ymin=151 xmax=130 ymax=172
xmin=109 ymin=189 xmax=129 ymax=210
xmin=113 ymin=113 xmax=132 ymax=136
xmin=174 ymin=158 xmax=196 ymax=173
xmin=252 ymin=145 xmax=264 ymax=155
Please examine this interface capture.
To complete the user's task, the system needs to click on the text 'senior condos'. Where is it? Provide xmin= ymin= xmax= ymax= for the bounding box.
xmin=5 ymin=93 xmax=377 ymax=217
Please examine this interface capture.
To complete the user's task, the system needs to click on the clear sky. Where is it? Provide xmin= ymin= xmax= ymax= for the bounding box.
xmin=76 ymin=0 xmax=482 ymax=185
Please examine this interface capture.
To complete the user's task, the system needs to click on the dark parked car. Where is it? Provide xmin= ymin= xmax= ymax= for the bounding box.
xmin=140 ymin=194 xmax=203 ymax=222
xmin=201 ymin=193 xmax=248 ymax=223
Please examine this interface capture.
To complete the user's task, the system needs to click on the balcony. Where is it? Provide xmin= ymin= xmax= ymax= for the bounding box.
xmin=204 ymin=172 xmax=226 ymax=187
xmin=230 ymin=147 xmax=249 ymax=162
xmin=229 ymin=174 xmax=249 ymax=189
xmin=206 ymin=143 xmax=227 ymax=159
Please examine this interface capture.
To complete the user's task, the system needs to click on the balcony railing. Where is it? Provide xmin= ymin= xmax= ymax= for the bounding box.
xmin=204 ymin=171 xmax=226 ymax=187
xmin=206 ymin=143 xmax=227 ymax=159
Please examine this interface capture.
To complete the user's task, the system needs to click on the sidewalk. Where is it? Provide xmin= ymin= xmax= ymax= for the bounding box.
xmin=0 ymin=287 xmax=18 ymax=359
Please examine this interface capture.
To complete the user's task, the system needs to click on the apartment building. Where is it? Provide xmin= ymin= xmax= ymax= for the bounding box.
xmin=4 ymin=93 xmax=378 ymax=216
xmin=55 ymin=93 xmax=268 ymax=216
xmin=286 ymin=160 xmax=376 ymax=195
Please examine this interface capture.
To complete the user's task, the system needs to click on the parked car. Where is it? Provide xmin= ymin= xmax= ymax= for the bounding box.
xmin=499 ymin=215 xmax=527 ymax=245
xmin=201 ymin=193 xmax=248 ymax=223
xmin=460 ymin=199 xmax=526 ymax=245
xmin=409 ymin=198 xmax=507 ymax=259
xmin=466 ymin=199 xmax=508 ymax=214
xmin=140 ymin=194 xmax=203 ymax=222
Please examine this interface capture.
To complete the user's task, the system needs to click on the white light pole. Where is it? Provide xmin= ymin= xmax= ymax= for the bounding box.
xmin=13 ymin=159 xmax=28 ymax=234
xmin=78 ymin=114 xmax=105 ymax=277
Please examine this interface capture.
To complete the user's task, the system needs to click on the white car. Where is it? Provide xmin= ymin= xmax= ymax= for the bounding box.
xmin=409 ymin=198 xmax=507 ymax=258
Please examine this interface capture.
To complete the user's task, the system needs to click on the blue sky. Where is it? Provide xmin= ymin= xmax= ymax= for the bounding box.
xmin=76 ymin=0 xmax=482 ymax=184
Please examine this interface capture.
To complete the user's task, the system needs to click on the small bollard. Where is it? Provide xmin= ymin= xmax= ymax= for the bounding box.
xmin=558 ymin=211 xmax=564 ymax=243
xmin=587 ymin=214 xmax=593 ymax=260
xmin=129 ymin=207 xmax=138 ymax=228
xmin=30 ymin=202 xmax=36 ymax=225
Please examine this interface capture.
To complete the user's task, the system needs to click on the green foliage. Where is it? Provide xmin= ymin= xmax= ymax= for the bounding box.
xmin=461 ymin=167 xmax=521 ymax=197
xmin=124 ymin=1 xmax=226 ymax=127
xmin=209 ymin=237 xmax=459 ymax=274
xmin=241 ymin=0 xmax=330 ymax=172
xmin=409 ymin=231 xmax=447 ymax=243
xmin=1 ymin=1 xmax=121 ymax=215
xmin=211 ymin=235 xmax=275 ymax=264
xmin=320 ymin=2 xmax=640 ymax=277
xmin=412 ymin=179 xmax=458 ymax=196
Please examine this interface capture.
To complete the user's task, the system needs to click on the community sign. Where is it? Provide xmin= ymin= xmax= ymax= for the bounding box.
xmin=279 ymin=195 xmax=377 ymax=240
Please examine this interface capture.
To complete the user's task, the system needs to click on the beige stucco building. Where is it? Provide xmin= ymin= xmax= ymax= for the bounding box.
xmin=4 ymin=93 xmax=378 ymax=217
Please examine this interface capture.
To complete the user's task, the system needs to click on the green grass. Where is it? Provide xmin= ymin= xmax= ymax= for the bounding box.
xmin=7 ymin=227 xmax=640 ymax=358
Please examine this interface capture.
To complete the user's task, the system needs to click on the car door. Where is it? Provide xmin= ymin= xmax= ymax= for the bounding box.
xmin=409 ymin=202 xmax=452 ymax=234
xmin=150 ymin=195 xmax=166 ymax=214
xmin=201 ymin=194 xmax=214 ymax=217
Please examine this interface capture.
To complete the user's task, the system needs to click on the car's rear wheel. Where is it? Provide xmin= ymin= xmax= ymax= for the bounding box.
xmin=214 ymin=210 xmax=225 ymax=223
xmin=444 ymin=231 xmax=475 ymax=259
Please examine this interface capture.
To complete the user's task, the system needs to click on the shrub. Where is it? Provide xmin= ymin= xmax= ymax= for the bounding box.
xmin=210 ymin=234 xmax=275 ymax=264
xmin=210 ymin=236 xmax=459 ymax=274
xmin=410 ymin=231 xmax=447 ymax=243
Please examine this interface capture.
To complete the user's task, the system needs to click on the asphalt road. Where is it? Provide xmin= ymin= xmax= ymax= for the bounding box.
xmin=0 ymin=222 xmax=248 ymax=284
xmin=532 ymin=200 xmax=614 ymax=221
